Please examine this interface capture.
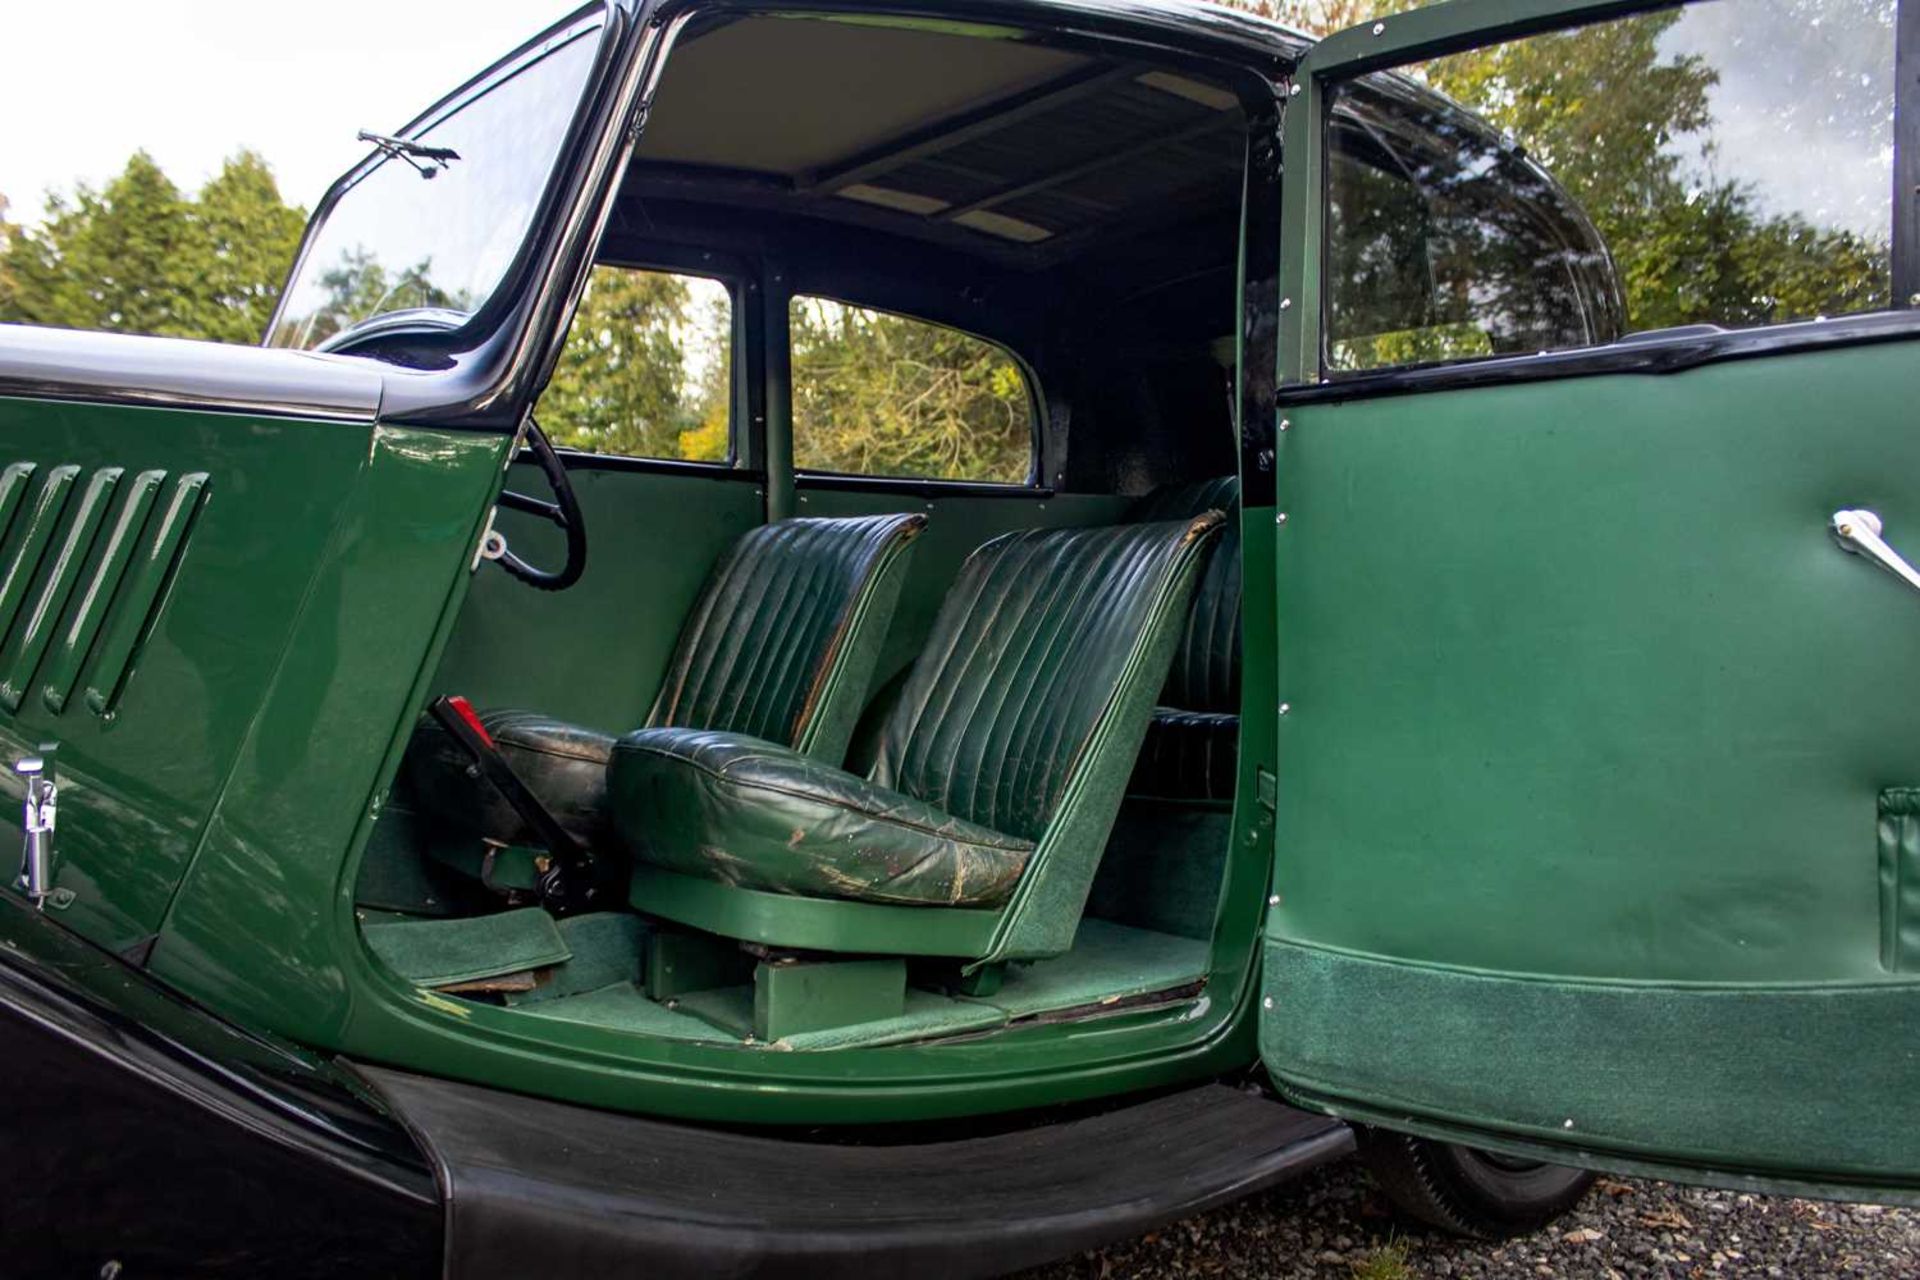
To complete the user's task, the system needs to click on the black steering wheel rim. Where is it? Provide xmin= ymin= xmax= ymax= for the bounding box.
xmin=495 ymin=417 xmax=587 ymax=591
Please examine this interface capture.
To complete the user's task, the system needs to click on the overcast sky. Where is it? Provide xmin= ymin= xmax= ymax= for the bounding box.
xmin=1 ymin=0 xmax=575 ymax=228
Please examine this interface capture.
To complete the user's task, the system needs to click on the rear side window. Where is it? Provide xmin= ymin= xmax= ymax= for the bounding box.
xmin=538 ymin=265 xmax=733 ymax=462
xmin=789 ymin=297 xmax=1035 ymax=485
xmin=1325 ymin=0 xmax=1896 ymax=374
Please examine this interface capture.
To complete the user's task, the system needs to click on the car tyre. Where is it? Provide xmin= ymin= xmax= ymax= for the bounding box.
xmin=1357 ymin=1129 xmax=1595 ymax=1239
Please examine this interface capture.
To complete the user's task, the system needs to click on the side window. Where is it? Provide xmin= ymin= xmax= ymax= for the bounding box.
xmin=789 ymin=297 xmax=1035 ymax=485
xmin=1326 ymin=0 xmax=1896 ymax=374
xmin=538 ymin=265 xmax=733 ymax=462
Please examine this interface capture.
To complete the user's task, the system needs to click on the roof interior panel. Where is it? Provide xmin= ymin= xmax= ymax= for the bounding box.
xmin=631 ymin=14 xmax=1246 ymax=257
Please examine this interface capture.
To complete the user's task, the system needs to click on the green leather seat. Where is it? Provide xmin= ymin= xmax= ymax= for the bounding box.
xmin=613 ymin=513 xmax=1225 ymax=962
xmin=407 ymin=513 xmax=926 ymax=872
xmin=1125 ymin=476 xmax=1241 ymax=802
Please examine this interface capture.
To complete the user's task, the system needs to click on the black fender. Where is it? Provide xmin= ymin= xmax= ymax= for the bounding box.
xmin=0 ymin=896 xmax=441 ymax=1280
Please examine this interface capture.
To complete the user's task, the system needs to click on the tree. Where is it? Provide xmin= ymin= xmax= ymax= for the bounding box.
xmin=538 ymin=266 xmax=713 ymax=460
xmin=1415 ymin=7 xmax=1890 ymax=328
xmin=1215 ymin=0 xmax=1893 ymax=332
xmin=789 ymin=299 xmax=1031 ymax=483
xmin=0 ymin=150 xmax=306 ymax=343
xmin=176 ymin=152 xmax=310 ymax=344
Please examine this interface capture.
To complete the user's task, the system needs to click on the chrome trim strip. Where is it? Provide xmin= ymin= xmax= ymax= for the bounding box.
xmin=0 ymin=325 xmax=385 ymax=423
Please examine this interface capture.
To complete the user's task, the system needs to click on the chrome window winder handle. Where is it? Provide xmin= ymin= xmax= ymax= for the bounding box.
xmin=1831 ymin=509 xmax=1920 ymax=597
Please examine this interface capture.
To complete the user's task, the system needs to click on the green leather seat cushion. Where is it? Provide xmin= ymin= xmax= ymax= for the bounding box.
xmin=404 ymin=512 xmax=924 ymax=864
xmin=610 ymin=728 xmax=1034 ymax=907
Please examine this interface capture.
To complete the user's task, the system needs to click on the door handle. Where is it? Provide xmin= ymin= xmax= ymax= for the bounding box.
xmin=1831 ymin=509 xmax=1920 ymax=596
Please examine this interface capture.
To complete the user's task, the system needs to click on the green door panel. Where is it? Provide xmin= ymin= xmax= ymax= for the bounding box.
xmin=1260 ymin=339 xmax=1920 ymax=1191
xmin=427 ymin=463 xmax=765 ymax=732
xmin=0 ymin=395 xmax=416 ymax=952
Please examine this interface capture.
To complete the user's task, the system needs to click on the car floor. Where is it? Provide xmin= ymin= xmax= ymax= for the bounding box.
xmin=505 ymin=916 xmax=1209 ymax=1050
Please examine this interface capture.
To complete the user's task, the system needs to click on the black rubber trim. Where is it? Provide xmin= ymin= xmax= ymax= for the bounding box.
xmin=0 ymin=898 xmax=439 ymax=1277
xmin=357 ymin=1065 xmax=1352 ymax=1279
xmin=1284 ymin=309 xmax=1920 ymax=408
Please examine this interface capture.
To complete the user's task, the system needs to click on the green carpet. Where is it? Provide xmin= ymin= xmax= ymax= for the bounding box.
xmin=970 ymin=918 xmax=1209 ymax=1019
xmin=510 ymin=913 xmax=651 ymax=1006
xmin=670 ymin=983 xmax=1008 ymax=1048
xmin=1085 ymin=802 xmax=1230 ymax=940
xmin=782 ymin=990 xmax=1007 ymax=1050
xmin=486 ymin=917 xmax=1208 ymax=1049
xmin=514 ymin=981 xmax=733 ymax=1040
xmin=363 ymin=908 xmax=570 ymax=988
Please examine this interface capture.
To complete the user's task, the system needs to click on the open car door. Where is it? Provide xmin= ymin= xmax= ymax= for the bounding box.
xmin=1259 ymin=0 xmax=1920 ymax=1200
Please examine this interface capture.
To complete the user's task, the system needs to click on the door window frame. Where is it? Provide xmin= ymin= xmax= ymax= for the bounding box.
xmin=1277 ymin=0 xmax=1920 ymax=401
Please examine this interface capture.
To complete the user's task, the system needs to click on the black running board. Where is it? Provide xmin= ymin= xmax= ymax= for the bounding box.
xmin=356 ymin=1066 xmax=1353 ymax=1280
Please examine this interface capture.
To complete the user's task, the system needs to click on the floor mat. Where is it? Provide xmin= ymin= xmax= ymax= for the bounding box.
xmin=672 ymin=984 xmax=1007 ymax=1049
xmin=514 ymin=982 xmax=734 ymax=1041
xmin=971 ymin=918 xmax=1209 ymax=1020
xmin=363 ymin=908 xmax=570 ymax=988
xmin=509 ymin=913 xmax=651 ymax=1007
xmin=494 ymin=919 xmax=1208 ymax=1048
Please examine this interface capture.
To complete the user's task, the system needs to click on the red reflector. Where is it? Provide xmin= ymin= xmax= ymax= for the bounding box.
xmin=447 ymin=696 xmax=494 ymax=747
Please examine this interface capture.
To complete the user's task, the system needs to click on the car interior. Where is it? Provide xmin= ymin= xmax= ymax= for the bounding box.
xmin=353 ymin=10 xmax=1272 ymax=1051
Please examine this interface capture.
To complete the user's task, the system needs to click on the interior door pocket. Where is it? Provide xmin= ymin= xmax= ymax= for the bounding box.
xmin=1877 ymin=789 xmax=1920 ymax=971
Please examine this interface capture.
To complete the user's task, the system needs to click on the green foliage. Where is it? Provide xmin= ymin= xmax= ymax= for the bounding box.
xmin=538 ymin=266 xmax=730 ymax=462
xmin=1420 ymin=8 xmax=1891 ymax=331
xmin=789 ymin=299 xmax=1032 ymax=484
xmin=1350 ymin=1241 xmax=1413 ymax=1280
xmin=1221 ymin=0 xmax=1894 ymax=340
xmin=0 ymin=150 xmax=306 ymax=343
xmin=171 ymin=153 xmax=310 ymax=344
xmin=292 ymin=247 xmax=466 ymax=350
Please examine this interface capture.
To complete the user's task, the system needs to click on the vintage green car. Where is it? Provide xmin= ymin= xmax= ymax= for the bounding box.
xmin=3 ymin=0 xmax=1916 ymax=1273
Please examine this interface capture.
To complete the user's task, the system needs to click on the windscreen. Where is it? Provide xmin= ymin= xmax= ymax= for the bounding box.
xmin=267 ymin=19 xmax=603 ymax=351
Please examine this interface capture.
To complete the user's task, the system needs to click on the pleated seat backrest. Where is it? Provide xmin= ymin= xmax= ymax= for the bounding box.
xmin=649 ymin=513 xmax=925 ymax=763
xmin=1125 ymin=475 xmax=1241 ymax=715
xmin=870 ymin=514 xmax=1226 ymax=844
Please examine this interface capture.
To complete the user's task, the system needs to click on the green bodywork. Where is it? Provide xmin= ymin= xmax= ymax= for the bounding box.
xmin=4 ymin=0 xmax=1912 ymax=1206
xmin=0 ymin=423 xmax=1262 ymax=1126
xmin=0 ymin=397 xmax=505 ymax=955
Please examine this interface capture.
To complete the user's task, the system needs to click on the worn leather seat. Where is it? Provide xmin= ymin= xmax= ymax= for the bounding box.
xmin=1125 ymin=476 xmax=1241 ymax=802
xmin=613 ymin=513 xmax=1225 ymax=961
xmin=408 ymin=513 xmax=926 ymax=869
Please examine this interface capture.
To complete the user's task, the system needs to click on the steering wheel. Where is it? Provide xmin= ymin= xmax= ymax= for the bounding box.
xmin=494 ymin=418 xmax=587 ymax=591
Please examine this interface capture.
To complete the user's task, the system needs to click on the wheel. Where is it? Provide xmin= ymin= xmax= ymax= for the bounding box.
xmin=1357 ymin=1129 xmax=1596 ymax=1239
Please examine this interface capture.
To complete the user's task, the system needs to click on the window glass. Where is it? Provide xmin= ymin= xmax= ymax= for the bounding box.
xmin=1326 ymin=0 xmax=1896 ymax=374
xmin=790 ymin=297 xmax=1035 ymax=484
xmin=270 ymin=24 xmax=601 ymax=350
xmin=538 ymin=266 xmax=732 ymax=462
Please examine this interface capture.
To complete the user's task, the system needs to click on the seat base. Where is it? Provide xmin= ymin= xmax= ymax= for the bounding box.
xmin=631 ymin=865 xmax=1003 ymax=957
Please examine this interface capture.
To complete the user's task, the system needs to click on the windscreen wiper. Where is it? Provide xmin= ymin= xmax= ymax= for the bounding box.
xmin=356 ymin=130 xmax=460 ymax=179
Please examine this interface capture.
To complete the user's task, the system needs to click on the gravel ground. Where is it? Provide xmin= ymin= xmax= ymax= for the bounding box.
xmin=1022 ymin=1159 xmax=1920 ymax=1279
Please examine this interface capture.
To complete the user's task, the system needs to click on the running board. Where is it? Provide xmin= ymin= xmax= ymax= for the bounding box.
xmin=356 ymin=1066 xmax=1353 ymax=1279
